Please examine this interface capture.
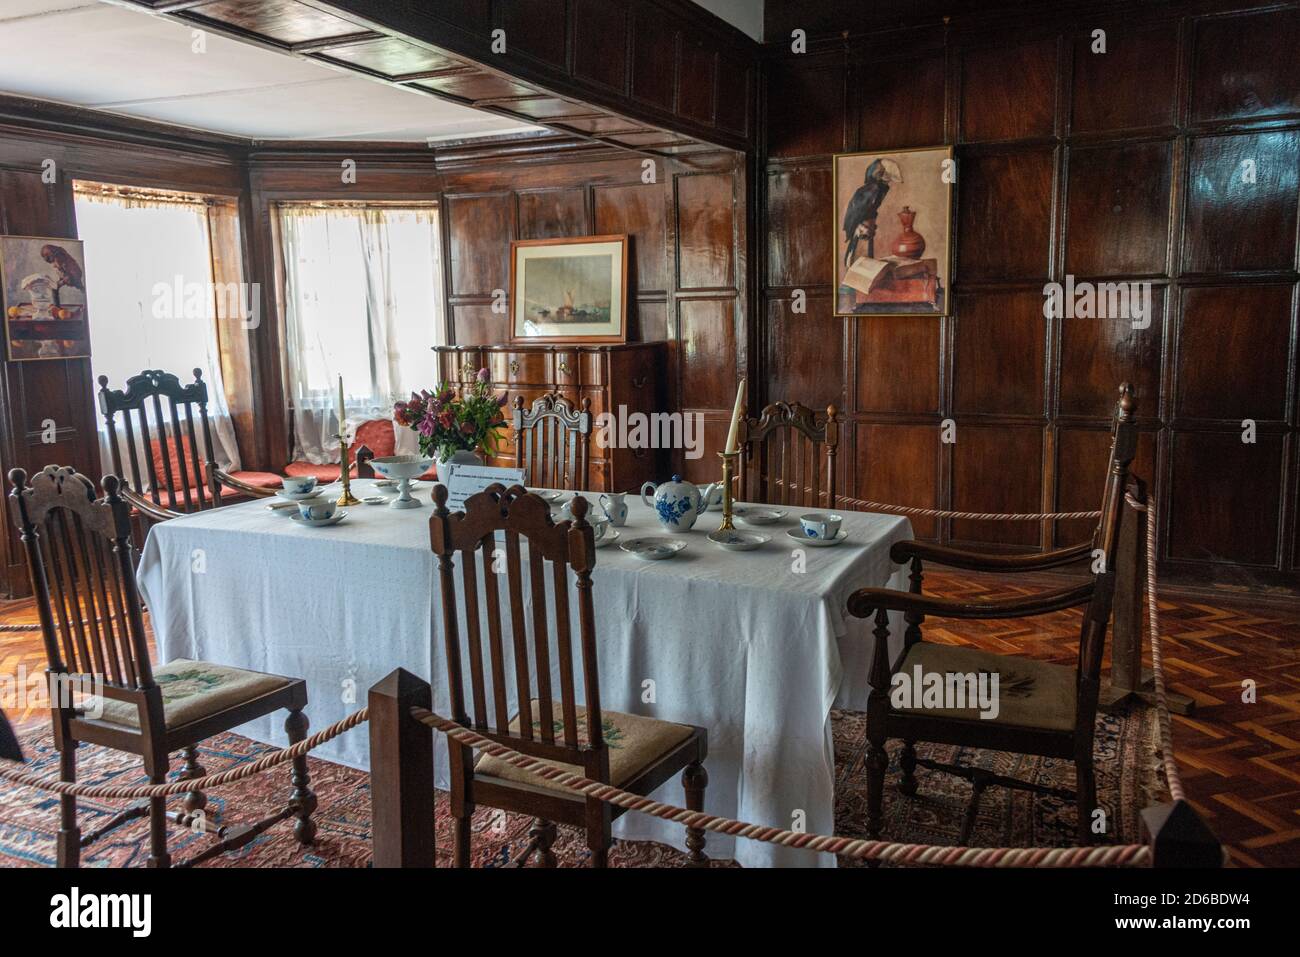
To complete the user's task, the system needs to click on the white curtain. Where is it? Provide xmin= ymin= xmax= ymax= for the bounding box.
xmin=278 ymin=204 xmax=442 ymax=463
xmin=73 ymin=185 xmax=243 ymax=481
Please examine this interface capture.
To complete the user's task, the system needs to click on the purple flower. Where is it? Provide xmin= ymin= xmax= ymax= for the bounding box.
xmin=476 ymin=367 xmax=490 ymax=383
xmin=495 ymin=392 xmax=509 ymax=407
xmin=418 ymin=411 xmax=437 ymax=437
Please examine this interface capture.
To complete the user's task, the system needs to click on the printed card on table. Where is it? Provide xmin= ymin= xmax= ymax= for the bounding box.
xmin=445 ymin=465 xmax=525 ymax=512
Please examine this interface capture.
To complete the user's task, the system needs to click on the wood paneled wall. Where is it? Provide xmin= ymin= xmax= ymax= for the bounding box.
xmin=0 ymin=108 xmax=246 ymax=596
xmin=762 ymin=1 xmax=1300 ymax=588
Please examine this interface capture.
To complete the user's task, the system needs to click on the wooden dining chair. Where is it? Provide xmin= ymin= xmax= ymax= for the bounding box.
xmin=845 ymin=385 xmax=1139 ymax=844
xmin=97 ymin=368 xmax=280 ymax=523
xmin=430 ymin=483 xmax=709 ymax=867
xmin=8 ymin=465 xmax=317 ymax=868
xmin=512 ymin=392 xmax=592 ymax=491
xmin=737 ymin=400 xmax=840 ymax=509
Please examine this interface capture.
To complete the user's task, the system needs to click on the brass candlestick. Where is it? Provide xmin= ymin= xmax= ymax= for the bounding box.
xmin=716 ymin=450 xmax=739 ymax=532
xmin=336 ymin=429 xmax=361 ymax=506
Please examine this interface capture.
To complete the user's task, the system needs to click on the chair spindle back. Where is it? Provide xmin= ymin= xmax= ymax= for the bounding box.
xmin=512 ymin=393 xmax=592 ymax=491
xmin=738 ymin=401 xmax=839 ymax=509
xmin=430 ymin=484 xmax=605 ymax=774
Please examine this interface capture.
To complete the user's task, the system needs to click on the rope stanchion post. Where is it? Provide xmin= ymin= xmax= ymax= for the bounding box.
xmin=369 ymin=668 xmax=436 ymax=868
xmin=1141 ymin=800 xmax=1222 ymax=868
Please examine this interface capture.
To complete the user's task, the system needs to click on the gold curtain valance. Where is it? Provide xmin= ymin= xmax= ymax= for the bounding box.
xmin=73 ymin=180 xmax=235 ymax=210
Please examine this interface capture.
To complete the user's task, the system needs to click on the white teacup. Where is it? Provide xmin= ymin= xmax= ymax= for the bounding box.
xmin=298 ymin=500 xmax=338 ymax=522
xmin=799 ymin=512 xmax=842 ymax=540
xmin=590 ymin=518 xmax=610 ymax=541
xmin=282 ymin=475 xmax=318 ymax=495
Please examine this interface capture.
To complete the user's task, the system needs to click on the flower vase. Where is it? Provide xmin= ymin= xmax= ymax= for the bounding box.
xmin=436 ymin=449 xmax=483 ymax=485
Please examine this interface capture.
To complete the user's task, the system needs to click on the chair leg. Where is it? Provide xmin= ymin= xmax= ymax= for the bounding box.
xmin=898 ymin=740 xmax=917 ymax=797
xmin=180 ymin=745 xmax=207 ymax=815
xmin=529 ymin=818 xmax=557 ymax=867
xmin=865 ymin=737 xmax=889 ymax=841
xmin=682 ymin=761 xmax=709 ymax=867
xmin=285 ymin=709 xmax=317 ymax=846
xmin=586 ymin=819 xmax=610 ymax=869
xmin=147 ymin=768 xmax=171 ymax=868
xmin=453 ymin=811 xmax=471 ymax=868
xmin=1076 ymin=758 xmax=1097 ymax=844
xmin=56 ymin=744 xmax=80 ymax=868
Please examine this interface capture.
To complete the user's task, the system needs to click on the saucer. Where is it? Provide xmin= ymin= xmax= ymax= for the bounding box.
xmin=785 ymin=528 xmax=848 ymax=548
xmin=593 ymin=529 xmax=621 ymax=549
xmin=276 ymin=488 xmax=323 ymax=502
xmin=361 ymin=496 xmax=390 ymax=506
xmin=289 ymin=511 xmax=347 ymax=528
xmin=706 ymin=529 xmax=770 ymax=551
xmin=620 ymin=537 xmax=687 ymax=561
xmin=734 ymin=506 xmax=786 ymax=526
xmin=528 ymin=489 xmax=565 ymax=502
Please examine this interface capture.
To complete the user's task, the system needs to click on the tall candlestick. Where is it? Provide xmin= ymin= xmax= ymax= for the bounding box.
xmin=724 ymin=378 xmax=746 ymax=454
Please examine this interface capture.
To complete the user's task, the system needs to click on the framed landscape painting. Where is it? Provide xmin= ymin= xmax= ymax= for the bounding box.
xmin=1 ymin=235 xmax=91 ymax=361
xmin=832 ymin=146 xmax=954 ymax=317
xmin=510 ymin=235 xmax=628 ymax=344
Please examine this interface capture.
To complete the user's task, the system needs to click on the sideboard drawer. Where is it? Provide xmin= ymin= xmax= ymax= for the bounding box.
xmin=488 ymin=351 xmax=552 ymax=385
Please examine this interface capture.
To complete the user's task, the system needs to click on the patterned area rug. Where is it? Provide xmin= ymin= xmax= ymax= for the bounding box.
xmin=0 ymin=708 xmax=1161 ymax=868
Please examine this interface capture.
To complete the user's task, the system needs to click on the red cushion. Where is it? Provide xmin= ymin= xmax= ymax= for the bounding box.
xmin=149 ymin=436 xmax=205 ymax=490
xmin=284 ymin=461 xmax=354 ymax=482
xmin=228 ymin=470 xmax=284 ymax=489
xmin=352 ymin=418 xmax=395 ymax=459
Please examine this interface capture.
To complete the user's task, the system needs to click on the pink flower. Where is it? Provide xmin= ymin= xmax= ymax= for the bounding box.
xmin=417 ymin=412 xmax=436 ymax=437
xmin=495 ymin=392 xmax=509 ymax=407
xmin=476 ymin=367 xmax=490 ymax=384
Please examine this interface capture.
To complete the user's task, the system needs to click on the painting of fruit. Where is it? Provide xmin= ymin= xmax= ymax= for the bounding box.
xmin=0 ymin=235 xmax=91 ymax=361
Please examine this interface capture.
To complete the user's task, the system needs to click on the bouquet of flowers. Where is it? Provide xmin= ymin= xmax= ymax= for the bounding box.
xmin=394 ymin=368 xmax=509 ymax=463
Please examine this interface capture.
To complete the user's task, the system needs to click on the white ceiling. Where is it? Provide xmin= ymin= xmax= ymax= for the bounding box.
xmin=691 ymin=0 xmax=764 ymax=41
xmin=0 ymin=1 xmax=542 ymax=142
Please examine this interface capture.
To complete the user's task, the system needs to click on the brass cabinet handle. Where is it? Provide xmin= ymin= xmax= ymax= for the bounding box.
xmin=558 ymin=359 xmax=570 ymax=375
xmin=632 ymin=376 xmax=647 ymax=389
xmin=461 ymin=362 xmax=474 ymax=381
xmin=508 ymin=358 xmax=520 ymax=376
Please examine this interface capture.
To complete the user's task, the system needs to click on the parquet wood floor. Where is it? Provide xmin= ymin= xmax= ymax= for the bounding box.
xmin=2 ymin=571 xmax=1297 ymax=866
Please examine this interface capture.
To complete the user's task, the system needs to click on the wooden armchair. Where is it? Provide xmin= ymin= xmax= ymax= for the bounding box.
xmin=512 ymin=392 xmax=592 ymax=491
xmin=845 ymin=385 xmax=1139 ymax=844
xmin=430 ymin=483 xmax=709 ymax=867
xmin=97 ymin=368 xmax=280 ymax=523
xmin=8 ymin=466 xmax=316 ymax=867
xmin=737 ymin=400 xmax=839 ymax=509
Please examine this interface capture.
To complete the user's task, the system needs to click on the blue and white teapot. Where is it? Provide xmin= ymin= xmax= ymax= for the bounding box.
xmin=641 ymin=475 xmax=719 ymax=532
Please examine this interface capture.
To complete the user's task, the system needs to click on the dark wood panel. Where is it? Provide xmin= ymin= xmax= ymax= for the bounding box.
xmin=678 ymin=297 xmax=737 ymax=409
xmin=1191 ymin=8 xmax=1300 ymax=123
xmin=452 ymin=304 xmax=505 ymax=347
xmin=766 ymin=57 xmax=845 ymax=158
xmin=678 ymin=412 xmax=729 ymax=485
xmin=1169 ymin=431 xmax=1284 ymax=567
xmin=1054 ymin=427 xmax=1156 ymax=545
xmin=573 ymin=0 xmax=629 ymax=92
xmin=961 ymin=38 xmax=1057 ymax=143
xmin=1176 ymin=284 xmax=1293 ymax=422
xmin=765 ymin=165 xmax=832 ymax=288
xmin=498 ymin=0 xmax=569 ymax=69
xmin=1058 ymin=287 xmax=1165 ymax=419
xmin=956 ymin=149 xmax=1054 ymax=281
xmin=630 ymin=9 xmax=677 ymax=111
xmin=1182 ymin=131 xmax=1300 ymax=274
xmin=678 ymin=37 xmax=717 ymax=125
xmin=856 ymin=54 xmax=945 ymax=151
xmin=855 ymin=317 xmax=940 ymax=414
xmin=592 ymin=181 xmax=668 ymax=293
xmin=636 ymin=300 xmax=668 ymax=341
xmin=1066 ymin=141 xmax=1171 ymax=277
xmin=676 ymin=172 xmax=734 ymax=289
xmin=516 ymin=187 xmax=587 ymax=240
xmin=765 ymin=296 xmax=844 ymax=413
xmin=950 ymin=425 xmax=1043 ymax=547
xmin=445 ymin=193 xmax=513 ymax=297
xmin=195 ymin=0 xmax=363 ymax=42
xmin=412 ymin=72 xmax=535 ymax=101
xmin=1070 ymin=21 xmax=1178 ymax=133
xmin=855 ymin=423 xmax=940 ymax=538
xmin=953 ymin=290 xmax=1046 ymax=417
xmin=319 ymin=36 xmax=463 ymax=75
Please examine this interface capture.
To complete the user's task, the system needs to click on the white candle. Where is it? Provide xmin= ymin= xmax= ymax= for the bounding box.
xmin=337 ymin=374 xmax=345 ymax=438
xmin=724 ymin=378 xmax=746 ymax=454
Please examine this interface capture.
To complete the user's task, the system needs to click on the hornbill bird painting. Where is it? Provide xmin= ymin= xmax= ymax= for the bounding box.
xmin=39 ymin=243 xmax=84 ymax=307
xmin=842 ymin=157 xmax=904 ymax=266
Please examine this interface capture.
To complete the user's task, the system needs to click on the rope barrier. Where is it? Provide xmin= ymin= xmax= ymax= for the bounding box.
xmin=410 ymin=705 xmax=1148 ymax=867
xmin=835 ymin=495 xmax=1103 ymax=523
xmin=0 ymin=708 xmax=368 ymax=799
xmin=0 ymin=489 xmax=1180 ymax=867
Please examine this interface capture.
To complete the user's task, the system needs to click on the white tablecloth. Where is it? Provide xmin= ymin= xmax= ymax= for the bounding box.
xmin=136 ymin=480 xmax=911 ymax=868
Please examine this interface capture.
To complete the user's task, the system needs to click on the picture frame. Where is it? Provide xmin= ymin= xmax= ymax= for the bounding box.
xmin=509 ymin=235 xmax=628 ymax=344
xmin=832 ymin=146 xmax=954 ymax=317
xmin=1 ymin=235 xmax=91 ymax=361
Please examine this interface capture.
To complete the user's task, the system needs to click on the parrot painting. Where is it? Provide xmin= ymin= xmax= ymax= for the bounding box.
xmin=40 ymin=243 xmax=85 ymax=306
xmin=842 ymin=157 xmax=904 ymax=266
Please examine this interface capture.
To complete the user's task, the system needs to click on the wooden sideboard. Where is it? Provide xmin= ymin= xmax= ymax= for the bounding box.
xmin=434 ymin=343 xmax=667 ymax=493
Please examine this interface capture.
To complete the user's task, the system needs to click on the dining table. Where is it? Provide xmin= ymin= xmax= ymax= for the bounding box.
xmin=135 ymin=479 xmax=913 ymax=868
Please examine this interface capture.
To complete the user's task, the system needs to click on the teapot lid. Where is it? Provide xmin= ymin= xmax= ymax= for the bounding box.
xmin=671 ymin=474 xmax=681 ymax=483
